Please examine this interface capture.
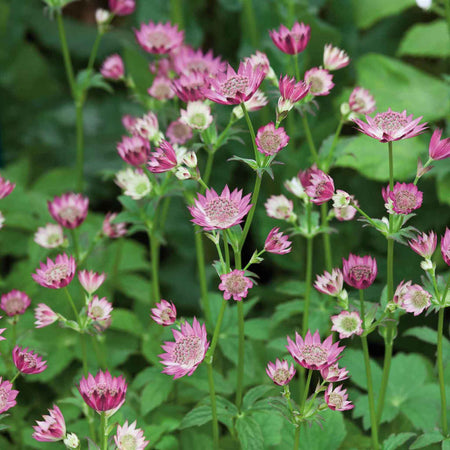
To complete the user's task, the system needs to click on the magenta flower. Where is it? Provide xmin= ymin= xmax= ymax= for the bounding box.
xmin=34 ymin=223 xmax=65 ymax=249
xmin=219 ymin=269 xmax=253 ymax=301
xmin=78 ymin=270 xmax=106 ymax=295
xmin=304 ymin=67 xmax=334 ymax=96
xmin=331 ymin=311 xmax=363 ymax=339
xmin=151 ymin=299 xmax=177 ymax=326
xmin=348 ymin=87 xmax=376 ymax=115
xmin=264 ymin=227 xmax=292 ymax=254
xmin=278 ymin=75 xmax=310 ymax=113
xmin=189 ymin=186 xmax=252 ymax=231
xmin=269 ymin=22 xmax=311 ymax=55
xmin=428 ymin=128 xmax=450 ymax=161
xmin=0 ymin=176 xmax=15 ymax=199
xmin=384 ymin=182 xmax=423 ymax=215
xmin=320 ymin=364 xmax=349 ymax=383
xmin=159 ymin=317 xmax=209 ymax=379
xmin=409 ymin=231 xmax=437 ymax=259
xmin=103 ymin=212 xmax=128 ymax=238
xmin=12 ymin=346 xmax=47 ymax=374
xmin=32 ymin=253 xmax=76 ymax=289
xmin=172 ymin=72 xmax=210 ymax=102
xmin=173 ymin=46 xmax=225 ymax=76
xmin=166 ymin=119 xmax=193 ymax=145
xmin=88 ymin=296 xmax=113 ymax=322
xmin=48 ymin=193 xmax=89 ymax=229
xmin=324 ymin=384 xmax=354 ymax=411
xmin=353 ymin=108 xmax=427 ymax=143
xmin=1 ymin=290 xmax=31 ymax=317
xmin=266 ymin=359 xmax=296 ymax=386
xmin=441 ymin=228 xmax=450 ymax=266
xmin=114 ymin=420 xmax=149 ymax=450
xmin=255 ymin=123 xmax=289 ymax=156
xmin=147 ymin=140 xmax=178 ymax=173
xmin=286 ymin=330 xmax=344 ymax=371
xmin=117 ymin=135 xmax=150 ymax=167
xmin=323 ymin=44 xmax=349 ymax=71
xmin=265 ymin=195 xmax=294 ymax=220
xmin=148 ymin=76 xmax=174 ymax=100
xmin=109 ymin=0 xmax=135 ymax=15
xmin=342 ymin=254 xmax=377 ymax=290
xmin=135 ymin=21 xmax=184 ymax=54
xmin=34 ymin=304 xmax=58 ymax=328
xmin=100 ymin=54 xmax=124 ymax=80
xmin=0 ymin=378 xmax=18 ymax=413
xmin=394 ymin=280 xmax=431 ymax=316
xmin=299 ymin=166 xmax=335 ymax=205
xmin=314 ymin=269 xmax=344 ymax=297
xmin=32 ymin=405 xmax=66 ymax=442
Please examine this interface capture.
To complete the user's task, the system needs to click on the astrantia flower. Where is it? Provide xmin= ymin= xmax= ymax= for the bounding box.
xmin=78 ymin=370 xmax=127 ymax=415
xmin=95 ymin=9 xmax=110 ymax=25
xmin=286 ymin=330 xmax=344 ymax=371
xmin=441 ymin=228 xmax=450 ymax=266
xmin=100 ymin=54 xmax=124 ymax=80
xmin=109 ymin=0 xmax=135 ymax=16
xmin=115 ymin=168 xmax=152 ymax=200
xmin=12 ymin=346 xmax=47 ymax=374
xmin=331 ymin=311 xmax=363 ymax=339
xmin=269 ymin=22 xmax=311 ymax=55
xmin=103 ymin=212 xmax=127 ymax=238
xmin=122 ymin=115 xmax=137 ymax=134
xmin=324 ymin=384 xmax=354 ymax=411
xmin=232 ymin=89 xmax=269 ymax=119
xmin=219 ymin=269 xmax=253 ymax=301
xmin=148 ymin=76 xmax=174 ymax=101
xmin=48 ymin=193 xmax=89 ymax=229
xmin=0 ymin=378 xmax=18 ymax=413
xmin=348 ymin=87 xmax=376 ymax=115
xmin=323 ymin=44 xmax=350 ymax=71
xmin=32 ymin=253 xmax=76 ymax=289
xmin=278 ymin=75 xmax=310 ymax=113
xmin=88 ymin=296 xmax=113 ymax=322
xmin=264 ymin=227 xmax=292 ymax=254
xmin=265 ymin=195 xmax=294 ymax=220
xmin=151 ymin=299 xmax=177 ymax=326
xmin=342 ymin=254 xmax=377 ymax=290
xmin=284 ymin=176 xmax=305 ymax=198
xmin=314 ymin=269 xmax=344 ymax=297
xmin=117 ymin=135 xmax=150 ymax=167
xmin=409 ymin=231 xmax=437 ymax=259
xmin=147 ymin=140 xmax=178 ymax=173
xmin=135 ymin=21 xmax=184 ymax=54
xmin=166 ymin=119 xmax=193 ymax=145
xmin=173 ymin=46 xmax=225 ymax=76
xmin=34 ymin=304 xmax=58 ymax=328
xmin=304 ymin=68 xmax=334 ymax=96
xmin=34 ymin=223 xmax=65 ymax=249
xmin=428 ymin=128 xmax=450 ymax=161
xmin=180 ymin=101 xmax=213 ymax=131
xmin=78 ymin=270 xmax=106 ymax=295
xmin=1 ymin=290 xmax=31 ymax=317
xmin=302 ymin=168 xmax=335 ymax=205
xmin=244 ymin=51 xmax=273 ymax=78
xmin=335 ymin=204 xmax=357 ymax=221
xmin=353 ymin=108 xmax=427 ymax=143
xmin=172 ymin=72 xmax=210 ymax=102
xmin=266 ymin=359 xmax=296 ymax=386
xmin=64 ymin=433 xmax=80 ymax=449
xmin=159 ymin=317 xmax=209 ymax=379
xmin=384 ymin=182 xmax=423 ymax=215
xmin=132 ymin=112 xmax=159 ymax=141
xmin=0 ymin=176 xmax=15 ymax=199
xmin=320 ymin=364 xmax=349 ymax=383
xmin=189 ymin=186 xmax=252 ymax=231
xmin=255 ymin=123 xmax=289 ymax=156
xmin=394 ymin=281 xmax=431 ymax=315
xmin=114 ymin=420 xmax=149 ymax=450
xmin=32 ymin=405 xmax=66 ymax=442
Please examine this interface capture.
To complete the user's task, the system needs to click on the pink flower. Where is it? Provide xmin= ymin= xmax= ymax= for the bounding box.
xmin=269 ymin=22 xmax=311 ymax=55
xmin=48 ymin=193 xmax=89 ymax=229
xmin=314 ymin=269 xmax=344 ymax=297
xmin=32 ymin=405 xmax=66 ymax=442
xmin=348 ymin=87 xmax=376 ymax=115
xmin=78 ymin=370 xmax=127 ymax=415
xmin=441 ymin=228 xmax=450 ymax=266
xmin=159 ymin=317 xmax=209 ymax=379
xmin=88 ymin=296 xmax=113 ymax=322
xmin=384 ymin=182 xmax=423 ymax=215
xmin=100 ymin=54 xmax=124 ymax=80
xmin=0 ymin=378 xmax=18 ymax=413
xmin=148 ymin=76 xmax=174 ymax=100
xmin=320 ymin=364 xmax=349 ymax=383
xmin=34 ymin=223 xmax=65 ymax=249
xmin=78 ymin=270 xmax=106 ymax=295
xmin=323 ymin=44 xmax=349 ymax=71
xmin=32 ymin=253 xmax=76 ymax=289
xmin=151 ymin=300 xmax=177 ymax=326
xmin=255 ymin=123 xmax=289 ymax=156
xmin=241 ymin=89 xmax=269 ymax=112
xmin=302 ymin=169 xmax=335 ymax=205
xmin=108 ymin=0 xmax=135 ymax=15
xmin=12 ymin=346 xmax=47 ymax=374
xmin=219 ymin=270 xmax=253 ymax=301
xmin=172 ymin=72 xmax=210 ymax=102
xmin=394 ymin=281 xmax=431 ymax=315
xmin=286 ymin=330 xmax=344 ymax=371
xmin=34 ymin=304 xmax=58 ymax=328
xmin=117 ymin=135 xmax=150 ymax=167
xmin=278 ymin=75 xmax=310 ymax=113
xmin=203 ymin=61 xmax=265 ymax=105
xmin=264 ymin=227 xmax=292 ymax=254
xmin=135 ymin=21 xmax=184 ymax=55
xmin=428 ymin=128 xmax=450 ymax=161
xmin=114 ymin=420 xmax=149 ymax=450
xmin=147 ymin=140 xmax=178 ymax=173
xmin=324 ymin=384 xmax=354 ymax=411
xmin=166 ymin=119 xmax=193 ymax=145
xmin=304 ymin=67 xmax=334 ymax=96
xmin=1 ymin=290 xmax=31 ymax=317
xmin=266 ymin=359 xmax=296 ymax=386
xmin=265 ymin=195 xmax=294 ymax=220
xmin=342 ymin=254 xmax=377 ymax=290
xmin=333 ymin=191 xmax=358 ymax=221
xmin=122 ymin=115 xmax=137 ymax=134
xmin=189 ymin=186 xmax=252 ymax=231
xmin=172 ymin=46 xmax=225 ymax=76
xmin=409 ymin=231 xmax=437 ymax=259
xmin=331 ymin=311 xmax=363 ymax=339
xmin=133 ymin=112 xmax=159 ymax=141
xmin=0 ymin=176 xmax=15 ymax=199
xmin=244 ymin=51 xmax=271 ymax=77
xmin=353 ymin=108 xmax=427 ymax=142
xmin=103 ymin=212 xmax=127 ymax=238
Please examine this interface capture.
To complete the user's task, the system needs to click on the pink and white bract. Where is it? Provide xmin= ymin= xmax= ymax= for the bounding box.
xmin=151 ymin=299 xmax=177 ymax=326
xmin=48 ymin=193 xmax=89 ymax=229
xmin=255 ymin=123 xmax=289 ymax=156
xmin=342 ymin=254 xmax=377 ymax=290
xmin=245 ymin=51 xmax=272 ymax=77
xmin=428 ymin=128 xmax=450 ymax=161
xmin=88 ymin=296 xmax=113 ymax=322
xmin=323 ymin=44 xmax=350 ymax=71
xmin=78 ymin=270 xmax=106 ymax=295
xmin=148 ymin=76 xmax=175 ymax=101
xmin=304 ymin=67 xmax=335 ymax=96
xmin=219 ymin=269 xmax=253 ymax=301
xmin=1 ymin=290 xmax=31 ymax=317
xmin=32 ymin=405 xmax=66 ymax=442
xmin=0 ymin=377 xmax=18 ymax=414
xmin=159 ymin=317 xmax=209 ymax=379
xmin=324 ymin=384 xmax=354 ymax=411
xmin=173 ymin=46 xmax=225 ymax=76
xmin=172 ymin=72 xmax=210 ymax=102
xmin=132 ymin=112 xmax=160 ymax=141
xmin=180 ymin=101 xmax=213 ymax=131
xmin=166 ymin=119 xmax=193 ymax=145
xmin=269 ymin=22 xmax=311 ymax=55
xmin=117 ymin=135 xmax=151 ymax=167
xmin=109 ymin=0 xmax=135 ymax=16
xmin=34 ymin=304 xmax=58 ymax=328
xmin=302 ymin=168 xmax=335 ymax=205
xmin=135 ymin=21 xmax=184 ymax=54
xmin=394 ymin=281 xmax=431 ymax=315
xmin=331 ymin=311 xmax=363 ymax=339
xmin=103 ymin=212 xmax=128 ymax=238
xmin=265 ymin=195 xmax=294 ymax=220
xmin=32 ymin=253 xmax=76 ymax=289
xmin=409 ymin=231 xmax=437 ymax=259
xmin=34 ymin=223 xmax=65 ymax=249
xmin=320 ymin=364 xmax=349 ymax=383
xmin=348 ymin=87 xmax=376 ymax=115
xmin=148 ymin=140 xmax=178 ymax=173
xmin=266 ymin=359 xmax=296 ymax=386
xmin=12 ymin=346 xmax=47 ymax=375
xmin=100 ymin=54 xmax=124 ymax=80
xmin=114 ymin=420 xmax=149 ymax=450
xmin=441 ymin=228 xmax=450 ymax=266
xmin=0 ymin=175 xmax=15 ymax=200
xmin=278 ymin=75 xmax=310 ymax=113
xmin=115 ymin=168 xmax=152 ymax=200
xmin=384 ymin=182 xmax=423 ymax=215
xmin=314 ymin=269 xmax=344 ymax=297
xmin=264 ymin=227 xmax=292 ymax=254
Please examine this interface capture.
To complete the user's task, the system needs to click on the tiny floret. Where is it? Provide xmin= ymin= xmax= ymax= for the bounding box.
xmin=151 ymin=299 xmax=177 ymax=326
xmin=266 ymin=359 xmax=296 ymax=386
xmin=219 ymin=270 xmax=253 ymax=301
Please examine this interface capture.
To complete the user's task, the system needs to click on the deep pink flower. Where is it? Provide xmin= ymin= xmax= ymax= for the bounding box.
xmin=278 ymin=75 xmax=310 ymax=112
xmin=323 ymin=44 xmax=349 ymax=71
xmin=117 ymin=135 xmax=150 ymax=167
xmin=147 ymin=140 xmax=178 ymax=173
xmin=300 ymin=166 xmax=335 ymax=205
xmin=0 ymin=378 xmax=18 ymax=413
xmin=189 ymin=186 xmax=252 ymax=231
xmin=331 ymin=311 xmax=363 ymax=339
xmin=34 ymin=304 xmax=58 ymax=328
xmin=266 ymin=359 xmax=296 ymax=386
xmin=114 ymin=420 xmax=149 ymax=450
xmin=219 ymin=270 xmax=253 ymax=301
xmin=348 ymin=87 xmax=376 ymax=115
xmin=172 ymin=46 xmax=225 ymax=76
xmin=384 ymin=182 xmax=423 ymax=215
xmin=78 ymin=270 xmax=106 ymax=295
xmin=12 ymin=346 xmax=47 ymax=374
xmin=255 ymin=123 xmax=289 ymax=156
xmin=148 ymin=76 xmax=174 ymax=101
xmin=265 ymin=195 xmax=294 ymax=220
xmin=394 ymin=280 xmax=431 ymax=316
xmin=269 ymin=22 xmax=311 ymax=55
xmin=324 ymin=384 xmax=354 ymax=411
xmin=151 ymin=299 xmax=177 ymax=326
xmin=135 ymin=21 xmax=184 ymax=54
xmin=286 ymin=330 xmax=344 ymax=371
xmin=159 ymin=317 xmax=209 ymax=379
xmin=172 ymin=72 xmax=210 ymax=102
xmin=409 ymin=231 xmax=437 ymax=259
xmin=32 ymin=253 xmax=76 ymax=289
xmin=32 ymin=405 xmax=66 ymax=442
xmin=166 ymin=119 xmax=193 ymax=145
xmin=353 ymin=108 xmax=427 ymax=143
xmin=342 ymin=254 xmax=377 ymax=290
xmin=88 ymin=296 xmax=113 ymax=322
xmin=320 ymin=364 xmax=349 ymax=383
xmin=100 ymin=54 xmax=124 ymax=80
xmin=103 ymin=212 xmax=128 ymax=238
xmin=304 ymin=67 xmax=334 ymax=96
xmin=428 ymin=128 xmax=450 ymax=161
xmin=441 ymin=228 xmax=450 ymax=266
xmin=48 ymin=193 xmax=89 ymax=229
xmin=0 ymin=176 xmax=15 ymax=199
xmin=314 ymin=269 xmax=344 ymax=297
xmin=264 ymin=227 xmax=292 ymax=254
xmin=109 ymin=0 xmax=135 ymax=15
xmin=1 ymin=290 xmax=31 ymax=317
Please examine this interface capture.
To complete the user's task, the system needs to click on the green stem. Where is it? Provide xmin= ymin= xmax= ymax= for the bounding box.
xmin=195 ymin=231 xmax=212 ymax=325
xmin=148 ymin=230 xmax=161 ymax=305
xmin=70 ymin=228 xmax=80 ymax=261
xmin=241 ymin=0 xmax=258 ymax=47
xmin=223 ymin=231 xmax=231 ymax=271
xmin=302 ymin=237 xmax=313 ymax=335
xmin=324 ymin=118 xmax=344 ymax=171
xmin=239 ymin=175 xmax=262 ymax=251
xmin=353 ymin=204 xmax=381 ymax=229
xmin=87 ymin=32 xmax=103 ymax=73
xmin=170 ymin=0 xmax=184 ymax=27
xmin=75 ymin=102 xmax=84 ymax=192
xmin=293 ymin=54 xmax=300 ymax=79
xmin=214 ymin=115 xmax=235 ymax=150
xmin=100 ymin=412 xmax=108 ymax=450
xmin=240 ymin=103 xmax=259 ymax=161
xmin=203 ymin=151 xmax=215 ymax=185
xmin=293 ymin=427 xmax=301 ymax=450
xmin=301 ymin=114 xmax=318 ymax=163
xmin=206 ymin=299 xmax=227 ymax=362
xmin=300 ymin=369 xmax=312 ymax=412
xmin=56 ymin=11 xmax=76 ymax=95
xmin=236 ymin=300 xmax=245 ymax=412
xmin=437 ymin=308 xmax=448 ymax=436
xmin=10 ymin=371 xmax=20 ymax=384
xmin=91 ymin=336 xmax=107 ymax=370
xmin=64 ymin=287 xmax=80 ymax=322
xmin=80 ymin=333 xmax=89 ymax=377
xmin=207 ymin=363 xmax=220 ymax=449
xmin=321 ymin=203 xmax=332 ymax=271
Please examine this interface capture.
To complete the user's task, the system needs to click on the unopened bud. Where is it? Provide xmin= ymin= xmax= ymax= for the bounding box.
xmin=64 ymin=433 xmax=80 ymax=449
xmin=340 ymin=102 xmax=350 ymax=116
xmin=420 ymin=259 xmax=434 ymax=271
xmin=183 ymin=151 xmax=197 ymax=168
xmin=175 ymin=167 xmax=191 ymax=180
xmin=95 ymin=8 xmax=110 ymax=25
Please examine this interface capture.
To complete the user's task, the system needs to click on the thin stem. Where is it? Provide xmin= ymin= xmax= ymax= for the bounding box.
xmin=87 ymin=32 xmax=103 ymax=73
xmin=149 ymin=231 xmax=161 ymax=305
xmin=206 ymin=299 xmax=227 ymax=361
xmin=70 ymin=228 xmax=80 ymax=261
xmin=10 ymin=371 xmax=20 ymax=384
xmin=235 ymin=300 xmax=245 ymax=412
xmin=240 ymin=103 xmax=259 ymax=161
xmin=437 ymin=308 xmax=448 ymax=436
xmin=223 ymin=231 xmax=231 ymax=271
xmin=64 ymin=288 xmax=80 ymax=322
xmin=56 ymin=12 xmax=76 ymax=95
xmin=300 ymin=114 xmax=318 ymax=163
xmin=324 ymin=117 xmax=344 ymax=171
xmin=241 ymin=0 xmax=258 ymax=47
xmin=321 ymin=203 xmax=332 ymax=271
xmin=353 ymin=204 xmax=381 ymax=229
xmin=91 ymin=335 xmax=107 ymax=370
xmin=388 ymin=142 xmax=394 ymax=191
xmin=100 ymin=412 xmax=108 ymax=450
xmin=302 ymin=237 xmax=313 ymax=335
xmin=293 ymin=427 xmax=301 ymax=450
xmin=300 ymin=369 xmax=312 ymax=412
xmin=239 ymin=175 xmax=262 ymax=250
xmin=293 ymin=54 xmax=300 ymax=79
xmin=214 ymin=115 xmax=235 ymax=150
xmin=75 ymin=103 xmax=84 ymax=192
xmin=195 ymin=231 xmax=212 ymax=325
xmin=203 ymin=151 xmax=215 ymax=185
xmin=170 ymin=0 xmax=184 ymax=27
xmin=207 ymin=363 xmax=220 ymax=449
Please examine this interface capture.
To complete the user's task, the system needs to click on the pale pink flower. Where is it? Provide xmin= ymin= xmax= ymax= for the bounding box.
xmin=241 ymin=89 xmax=269 ymax=112
xmin=441 ymin=228 xmax=450 ymax=266
xmin=34 ymin=304 xmax=58 ymax=328
xmin=269 ymin=22 xmax=311 ymax=55
xmin=323 ymin=44 xmax=349 ymax=71
xmin=166 ymin=119 xmax=193 ymax=145
xmin=78 ymin=270 xmax=106 ymax=295
xmin=255 ymin=123 xmax=289 ymax=156
xmin=0 ymin=176 xmax=15 ymax=199
xmin=48 ymin=193 xmax=89 ymax=229
xmin=331 ymin=311 xmax=363 ymax=339
xmin=147 ymin=140 xmax=178 ymax=173
xmin=172 ymin=46 xmax=225 ymax=76
xmin=383 ymin=182 xmax=423 ymax=215
xmin=342 ymin=254 xmax=377 ymax=290
xmin=117 ymin=135 xmax=150 ymax=167
xmin=88 ymin=296 xmax=113 ymax=322
xmin=32 ymin=405 xmax=66 ymax=442
xmin=115 ymin=168 xmax=152 ymax=200
xmin=333 ymin=190 xmax=358 ymax=221
xmin=301 ymin=168 xmax=335 ymax=205
xmin=244 ymin=51 xmax=272 ymax=77
xmin=109 ymin=0 xmax=135 ymax=15
xmin=314 ymin=269 xmax=344 ymax=297
xmin=122 ymin=115 xmax=137 ymax=134
xmin=324 ymin=384 xmax=354 ymax=411
xmin=265 ymin=195 xmax=294 ymax=220
xmin=264 ymin=227 xmax=292 ymax=254
xmin=0 ymin=378 xmax=18 ymax=413
xmin=103 ymin=212 xmax=127 ymax=238
xmin=304 ymin=67 xmax=334 ymax=96
xmin=135 ymin=21 xmax=184 ymax=54
xmin=32 ymin=253 xmax=76 ymax=289
xmin=320 ymin=364 xmax=349 ymax=383
xmin=159 ymin=317 xmax=209 ymax=379
xmin=348 ymin=87 xmax=376 ymax=115
xmin=100 ymin=54 xmax=124 ymax=80
xmin=151 ymin=299 xmax=177 ymax=326
xmin=12 ymin=346 xmax=47 ymax=374
xmin=278 ymin=75 xmax=310 ymax=113
xmin=394 ymin=281 xmax=431 ymax=315
xmin=409 ymin=231 xmax=437 ymax=259
xmin=266 ymin=359 xmax=296 ymax=386
xmin=428 ymin=128 xmax=450 ymax=161
xmin=219 ymin=269 xmax=253 ymax=301
xmin=133 ymin=112 xmax=159 ymax=141
xmin=180 ymin=101 xmax=213 ymax=131
xmin=0 ymin=326 xmax=5 ymax=342
xmin=172 ymin=72 xmax=210 ymax=102
xmin=114 ymin=420 xmax=149 ymax=450
xmin=34 ymin=223 xmax=65 ymax=249
xmin=148 ymin=76 xmax=174 ymax=100
xmin=1 ymin=290 xmax=31 ymax=317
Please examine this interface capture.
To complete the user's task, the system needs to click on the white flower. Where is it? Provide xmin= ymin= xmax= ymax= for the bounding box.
xmin=416 ymin=0 xmax=432 ymax=10
xmin=34 ymin=223 xmax=65 ymax=249
xmin=180 ymin=102 xmax=213 ymax=131
xmin=115 ymin=168 xmax=152 ymax=200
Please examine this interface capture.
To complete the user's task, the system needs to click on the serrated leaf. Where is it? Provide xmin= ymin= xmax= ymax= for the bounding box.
xmin=141 ymin=368 xmax=173 ymax=415
xmin=236 ymin=415 xmax=264 ymax=450
xmin=410 ymin=431 xmax=444 ymax=449
xmin=382 ymin=432 xmax=415 ymax=450
xmin=242 ymin=385 xmax=274 ymax=411
xmin=352 ymin=0 xmax=415 ymax=29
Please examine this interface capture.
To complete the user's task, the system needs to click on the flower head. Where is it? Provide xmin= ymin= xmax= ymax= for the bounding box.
xmin=100 ymin=54 xmax=124 ymax=80
xmin=278 ymin=75 xmax=310 ymax=113
xmin=320 ymin=364 xmax=349 ymax=383
xmin=244 ymin=51 xmax=273 ymax=78
xmin=0 ymin=176 xmax=15 ymax=199
xmin=34 ymin=223 xmax=65 ymax=249
xmin=103 ymin=212 xmax=127 ymax=238
xmin=348 ymin=87 xmax=376 ymax=115
xmin=34 ymin=304 xmax=58 ymax=328
xmin=1 ymin=290 xmax=31 ymax=317
xmin=323 ymin=44 xmax=350 ymax=71
xmin=284 ymin=176 xmax=305 ymax=198
xmin=342 ymin=254 xmax=377 ymax=290
xmin=394 ymin=281 xmax=431 ymax=315
xmin=32 ymin=405 xmax=66 ymax=442
xmin=269 ymin=22 xmax=311 ymax=55
xmin=304 ymin=68 xmax=334 ymax=96
xmin=109 ymin=0 xmax=135 ymax=15
xmin=12 ymin=346 xmax=47 ymax=374
xmin=64 ymin=433 xmax=80 ymax=449
xmin=265 ymin=195 xmax=294 ymax=220
xmin=180 ymin=101 xmax=213 ymax=131
xmin=264 ymin=227 xmax=292 ymax=254
xmin=266 ymin=359 xmax=296 ymax=386
xmin=151 ymin=299 xmax=177 ymax=326
xmin=166 ymin=119 xmax=193 ymax=145
xmin=324 ymin=384 xmax=354 ymax=411
xmin=114 ymin=420 xmax=149 ymax=450
xmin=132 ymin=112 xmax=159 ymax=141
xmin=78 ymin=270 xmax=106 ymax=295
xmin=303 ymin=169 xmax=335 ymax=205
xmin=314 ymin=269 xmax=344 ymax=297
xmin=331 ymin=311 xmax=363 ymax=339
xmin=384 ymin=182 xmax=423 ymax=215
xmin=0 ymin=378 xmax=18 ymax=414
xmin=148 ymin=76 xmax=174 ymax=101
xmin=428 ymin=128 xmax=450 ymax=161
xmin=409 ymin=231 xmax=437 ymax=259
xmin=173 ymin=46 xmax=225 ymax=76
xmin=115 ymin=168 xmax=152 ymax=200
xmin=441 ymin=228 xmax=450 ymax=266
xmin=48 ymin=193 xmax=89 ymax=229
xmin=219 ymin=269 xmax=253 ymax=301
xmin=159 ymin=317 xmax=209 ymax=379
xmin=88 ymin=296 xmax=113 ymax=322
xmin=117 ymin=135 xmax=150 ymax=167
xmin=172 ymin=72 xmax=210 ymax=102
xmin=147 ymin=140 xmax=178 ymax=173
xmin=255 ymin=123 xmax=289 ymax=156
xmin=135 ymin=21 xmax=184 ymax=54
xmin=32 ymin=253 xmax=76 ymax=289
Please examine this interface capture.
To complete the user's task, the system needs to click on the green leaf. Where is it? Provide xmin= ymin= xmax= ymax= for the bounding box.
xmin=272 ymin=300 xmax=303 ymax=324
xmin=437 ymin=174 xmax=450 ymax=207
xmin=110 ymin=309 xmax=144 ymax=336
xmin=236 ymin=415 xmax=264 ymax=450
xmin=180 ymin=406 xmax=212 ymax=429
xmin=382 ymin=432 xmax=415 ymax=450
xmin=244 ymin=318 xmax=272 ymax=341
xmin=410 ymin=431 xmax=444 ymax=449
xmin=140 ymin=368 xmax=173 ymax=415
xmin=276 ymin=281 xmax=305 ymax=296
xmin=252 ymin=411 xmax=284 ymax=447
xmin=351 ymin=0 xmax=415 ymax=29
xmin=242 ymin=385 xmax=274 ymax=411
xmin=403 ymin=327 xmax=450 ymax=364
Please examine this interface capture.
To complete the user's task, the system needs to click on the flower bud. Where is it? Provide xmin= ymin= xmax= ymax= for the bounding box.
xmin=183 ymin=151 xmax=197 ymax=168
xmin=64 ymin=432 xmax=80 ymax=449
xmin=95 ymin=8 xmax=110 ymax=25
xmin=175 ymin=167 xmax=191 ymax=180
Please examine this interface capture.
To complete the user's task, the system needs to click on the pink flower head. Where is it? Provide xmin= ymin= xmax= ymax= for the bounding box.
xmin=302 ymin=168 xmax=335 ymax=205
xmin=244 ymin=51 xmax=271 ymax=77
xmin=103 ymin=212 xmax=127 ymax=238
xmin=264 ymin=227 xmax=292 ymax=254
xmin=203 ymin=61 xmax=265 ymax=105
xmin=159 ymin=317 xmax=209 ymax=379
xmin=266 ymin=359 xmax=296 ymax=386
xmin=334 ymin=191 xmax=358 ymax=221
xmin=331 ymin=311 xmax=363 ymax=339
xmin=172 ymin=72 xmax=209 ymax=102
xmin=394 ymin=281 xmax=431 ymax=316
xmin=151 ymin=299 xmax=177 ymax=326
xmin=32 ymin=405 xmax=66 ymax=442
xmin=189 ymin=186 xmax=252 ymax=231
xmin=324 ymin=384 xmax=354 ymax=411
xmin=32 ymin=253 xmax=76 ymax=289
xmin=286 ymin=330 xmax=344 ymax=371
xmin=265 ymin=195 xmax=294 ymax=220
xmin=314 ymin=269 xmax=344 ymax=297
xmin=269 ymin=22 xmax=311 ymax=55
xmin=1 ymin=290 xmax=31 ymax=317
xmin=428 ymin=128 xmax=450 ymax=161
xmin=0 ymin=378 xmax=18 ymax=414
xmin=122 ymin=115 xmax=137 ymax=134
xmin=135 ymin=21 xmax=184 ymax=55
xmin=166 ymin=119 xmax=193 ymax=145
xmin=409 ymin=231 xmax=437 ymax=259
xmin=320 ymin=364 xmax=349 ymax=383
xmin=441 ymin=228 xmax=450 ymax=266
xmin=148 ymin=76 xmax=174 ymax=101
xmin=323 ymin=44 xmax=350 ymax=71
xmin=304 ymin=67 xmax=334 ymax=96
xmin=34 ymin=223 xmax=65 ymax=249
xmin=34 ymin=304 xmax=58 ymax=328
xmin=12 ymin=346 xmax=47 ymax=374
xmin=133 ymin=112 xmax=159 ymax=141
xmin=278 ymin=75 xmax=310 ymax=112
xmin=385 ymin=182 xmax=423 ymax=215
xmin=88 ymin=296 xmax=113 ymax=322
xmin=78 ymin=270 xmax=106 ymax=295
xmin=114 ymin=420 xmax=149 ymax=450
xmin=108 ymin=0 xmax=135 ymax=15
xmin=348 ymin=87 xmax=376 ymax=115
xmin=242 ymin=89 xmax=269 ymax=112
xmin=219 ymin=269 xmax=253 ymax=301
xmin=147 ymin=140 xmax=178 ymax=173
xmin=48 ymin=193 xmax=89 ymax=229
xmin=78 ymin=370 xmax=127 ymax=415
xmin=0 ymin=176 xmax=15 ymax=199
xmin=100 ymin=54 xmax=124 ymax=80
xmin=342 ymin=254 xmax=377 ymax=290
xmin=173 ymin=46 xmax=225 ymax=76
xmin=117 ymin=135 xmax=150 ymax=167
xmin=255 ymin=123 xmax=289 ymax=156
xmin=353 ymin=108 xmax=427 ymax=143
